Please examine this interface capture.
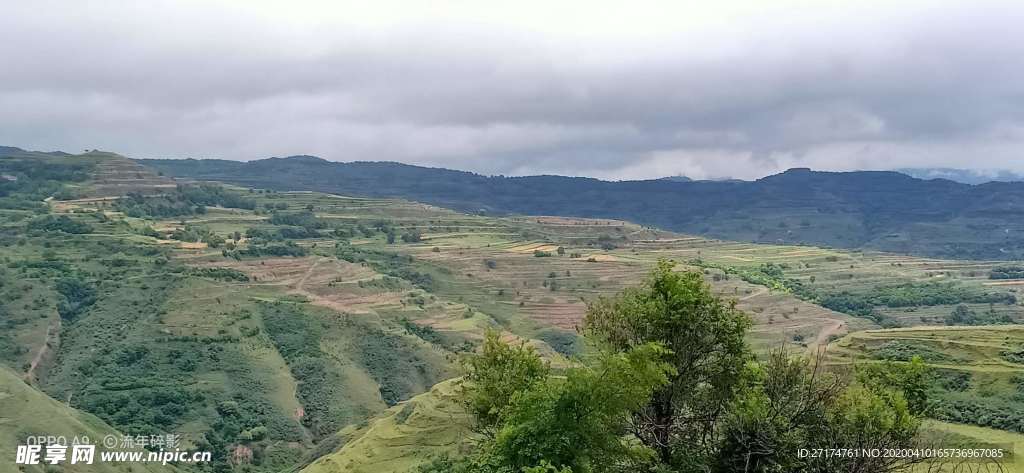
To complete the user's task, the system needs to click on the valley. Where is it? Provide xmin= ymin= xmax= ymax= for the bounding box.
xmin=2 ymin=148 xmax=1023 ymax=472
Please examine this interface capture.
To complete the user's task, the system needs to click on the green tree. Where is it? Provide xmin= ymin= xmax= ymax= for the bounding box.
xmin=812 ymin=386 xmax=919 ymax=473
xmin=55 ymin=276 xmax=97 ymax=320
xmin=584 ymin=259 xmax=751 ymax=467
xmin=462 ymin=331 xmax=550 ymax=436
xmin=716 ymin=349 xmax=925 ymax=473
xmin=454 ymin=335 xmax=672 ymax=473
xmin=945 ymin=304 xmax=976 ymax=325
xmin=856 ymin=356 xmax=932 ymax=416
xmin=401 ymin=230 xmax=423 ymax=243
xmin=485 ymin=344 xmax=672 ymax=472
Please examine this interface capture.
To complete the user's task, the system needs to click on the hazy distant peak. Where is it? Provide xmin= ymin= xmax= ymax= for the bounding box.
xmin=0 ymin=145 xmax=26 ymax=155
xmin=658 ymin=175 xmax=693 ymax=182
xmin=897 ymin=168 xmax=1024 ymax=185
xmin=274 ymin=155 xmax=330 ymax=164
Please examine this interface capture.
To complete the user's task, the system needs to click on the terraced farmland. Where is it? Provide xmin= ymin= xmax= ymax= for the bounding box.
xmin=827 ymin=326 xmax=1024 ymax=435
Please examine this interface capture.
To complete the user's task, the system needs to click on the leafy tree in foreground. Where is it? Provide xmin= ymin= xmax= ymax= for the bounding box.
xmin=462 ymin=331 xmax=551 ymax=437
xmin=437 ymin=261 xmax=938 ymax=473
xmin=584 ymin=259 xmax=751 ymax=467
xmin=716 ymin=350 xmax=926 ymax=473
xmin=452 ymin=337 xmax=671 ymax=473
xmin=484 ymin=343 xmax=672 ymax=472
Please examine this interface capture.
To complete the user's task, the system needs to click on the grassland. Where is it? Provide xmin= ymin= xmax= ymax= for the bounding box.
xmin=301 ymin=378 xmax=473 ymax=473
xmin=919 ymin=421 xmax=1024 ymax=472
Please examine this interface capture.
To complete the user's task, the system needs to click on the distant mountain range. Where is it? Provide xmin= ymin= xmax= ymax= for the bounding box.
xmin=133 ymin=155 xmax=1024 ymax=260
xmin=661 ymin=168 xmax=1024 ymax=185
xmin=4 ymin=145 xmax=1021 ymax=259
xmin=897 ymin=167 xmax=1024 ymax=184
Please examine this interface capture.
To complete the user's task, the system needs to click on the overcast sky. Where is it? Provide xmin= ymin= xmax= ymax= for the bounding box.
xmin=2 ymin=0 xmax=1023 ymax=180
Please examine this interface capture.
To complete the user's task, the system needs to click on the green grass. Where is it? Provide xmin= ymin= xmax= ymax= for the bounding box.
xmin=301 ymin=378 xmax=474 ymax=473
xmin=918 ymin=420 xmax=1024 ymax=472
xmin=0 ymin=365 xmax=180 ymax=473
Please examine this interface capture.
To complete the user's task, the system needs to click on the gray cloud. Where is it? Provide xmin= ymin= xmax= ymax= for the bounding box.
xmin=2 ymin=0 xmax=1024 ymax=180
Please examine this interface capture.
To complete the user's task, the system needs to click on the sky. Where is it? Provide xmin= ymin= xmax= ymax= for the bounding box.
xmin=2 ymin=0 xmax=1024 ymax=180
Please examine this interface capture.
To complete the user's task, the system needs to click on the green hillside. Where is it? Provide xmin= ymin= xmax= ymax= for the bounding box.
xmin=3 ymin=149 xmax=1024 ymax=472
xmin=921 ymin=421 xmax=1024 ymax=472
xmin=0 ymin=366 xmax=179 ymax=473
xmin=827 ymin=326 xmax=1024 ymax=434
xmin=302 ymin=379 xmax=473 ymax=473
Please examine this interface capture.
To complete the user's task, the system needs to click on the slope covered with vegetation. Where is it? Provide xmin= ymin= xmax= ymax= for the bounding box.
xmin=1 ymin=147 xmax=1023 ymax=472
xmin=143 ymin=155 xmax=1024 ymax=260
xmin=826 ymin=326 xmax=1024 ymax=434
xmin=0 ymin=366 xmax=179 ymax=473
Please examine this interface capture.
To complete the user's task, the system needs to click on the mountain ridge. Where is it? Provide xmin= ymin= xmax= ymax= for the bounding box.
xmin=4 ymin=146 xmax=1022 ymax=260
xmin=132 ymin=155 xmax=1024 ymax=260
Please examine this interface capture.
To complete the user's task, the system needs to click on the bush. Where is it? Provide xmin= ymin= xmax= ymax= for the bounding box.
xmin=229 ymin=241 xmax=308 ymax=258
xmin=821 ymin=282 xmax=1016 ymax=318
xmin=1002 ymin=346 xmax=1024 ymax=364
xmin=187 ymin=267 xmax=250 ymax=282
xmin=115 ymin=185 xmax=255 ymax=218
xmin=869 ymin=341 xmax=955 ymax=363
xmin=536 ymin=329 xmax=582 ymax=356
xmin=55 ymin=276 xmax=97 ymax=320
xmin=27 ymin=215 xmax=92 ymax=234
xmin=401 ymin=230 xmax=423 ymax=243
xmin=990 ymin=266 xmax=1024 ymax=280
xmin=268 ymin=211 xmax=325 ymax=229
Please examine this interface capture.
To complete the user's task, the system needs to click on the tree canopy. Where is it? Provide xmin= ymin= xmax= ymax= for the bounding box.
xmin=428 ymin=260 xmax=936 ymax=473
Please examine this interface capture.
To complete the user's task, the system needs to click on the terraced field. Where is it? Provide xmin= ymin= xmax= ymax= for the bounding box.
xmin=145 ymin=191 xmax=876 ymax=352
xmin=67 ymin=177 xmax=1021 ymax=358
xmin=826 ymin=326 xmax=1024 ymax=438
xmin=87 ymin=153 xmax=177 ymax=197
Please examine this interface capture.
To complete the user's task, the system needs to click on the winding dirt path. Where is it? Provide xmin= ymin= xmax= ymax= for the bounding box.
xmin=24 ymin=318 xmax=60 ymax=383
xmin=808 ymin=319 xmax=845 ymax=354
xmin=739 ymin=287 xmax=769 ymax=301
xmin=294 ymin=257 xmax=323 ymax=293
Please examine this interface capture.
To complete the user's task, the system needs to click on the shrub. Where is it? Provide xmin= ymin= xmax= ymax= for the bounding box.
xmin=27 ymin=215 xmax=92 ymax=234
xmin=990 ymin=266 xmax=1024 ymax=280
xmin=55 ymin=276 xmax=97 ymax=320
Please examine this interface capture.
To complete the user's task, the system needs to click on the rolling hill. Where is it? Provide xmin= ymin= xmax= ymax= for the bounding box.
xmin=2 ymin=147 xmax=1024 ymax=472
xmin=139 ymin=155 xmax=1024 ymax=260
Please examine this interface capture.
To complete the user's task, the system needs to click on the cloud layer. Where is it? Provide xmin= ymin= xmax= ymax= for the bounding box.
xmin=2 ymin=0 xmax=1023 ymax=179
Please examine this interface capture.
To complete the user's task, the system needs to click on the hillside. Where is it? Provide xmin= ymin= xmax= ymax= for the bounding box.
xmin=826 ymin=326 xmax=1024 ymax=434
xmin=3 ymin=148 xmax=1024 ymax=471
xmin=302 ymin=379 xmax=473 ymax=473
xmin=140 ymin=156 xmax=1024 ymax=260
xmin=0 ymin=366 xmax=179 ymax=473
